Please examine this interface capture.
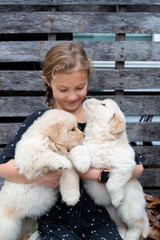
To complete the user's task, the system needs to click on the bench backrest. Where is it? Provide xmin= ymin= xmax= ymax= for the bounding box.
xmin=0 ymin=0 xmax=160 ymax=196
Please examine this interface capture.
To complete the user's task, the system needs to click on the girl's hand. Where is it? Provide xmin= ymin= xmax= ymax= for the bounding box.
xmin=78 ymin=167 xmax=100 ymax=182
xmin=0 ymin=159 xmax=62 ymax=188
xmin=35 ymin=170 xmax=62 ymax=188
xmin=132 ymin=164 xmax=144 ymax=178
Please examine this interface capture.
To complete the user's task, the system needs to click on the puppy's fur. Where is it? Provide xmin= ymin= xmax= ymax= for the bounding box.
xmin=0 ymin=109 xmax=84 ymax=240
xmin=81 ymin=98 xmax=150 ymax=240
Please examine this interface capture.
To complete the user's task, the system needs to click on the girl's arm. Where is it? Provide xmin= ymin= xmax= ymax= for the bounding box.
xmin=78 ymin=164 xmax=144 ymax=182
xmin=0 ymin=159 xmax=62 ymax=188
xmin=79 ymin=145 xmax=145 ymax=182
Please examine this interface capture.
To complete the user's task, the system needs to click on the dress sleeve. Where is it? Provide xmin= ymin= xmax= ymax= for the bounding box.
xmin=134 ymin=150 xmax=145 ymax=164
xmin=0 ymin=110 xmax=47 ymax=164
xmin=129 ymin=143 xmax=146 ymax=164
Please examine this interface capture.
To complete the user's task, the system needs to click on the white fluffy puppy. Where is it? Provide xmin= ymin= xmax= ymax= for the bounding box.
xmin=82 ymin=98 xmax=150 ymax=240
xmin=0 ymin=109 xmax=85 ymax=240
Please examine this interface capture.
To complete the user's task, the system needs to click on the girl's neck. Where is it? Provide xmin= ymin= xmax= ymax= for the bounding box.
xmin=71 ymin=107 xmax=86 ymax=123
xmin=53 ymin=104 xmax=86 ymax=123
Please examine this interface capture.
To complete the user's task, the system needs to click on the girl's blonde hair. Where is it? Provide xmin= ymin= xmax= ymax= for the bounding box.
xmin=42 ymin=42 xmax=92 ymax=109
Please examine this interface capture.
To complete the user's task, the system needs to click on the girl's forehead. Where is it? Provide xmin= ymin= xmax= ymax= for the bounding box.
xmin=52 ymin=70 xmax=88 ymax=86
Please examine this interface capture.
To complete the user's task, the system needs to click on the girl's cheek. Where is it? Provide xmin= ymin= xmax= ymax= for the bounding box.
xmin=53 ymin=91 xmax=65 ymax=100
xmin=80 ymin=88 xmax=87 ymax=99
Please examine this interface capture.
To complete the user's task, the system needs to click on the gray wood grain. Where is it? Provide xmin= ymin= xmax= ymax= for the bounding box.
xmin=1 ymin=69 xmax=160 ymax=90
xmin=144 ymin=190 xmax=160 ymax=198
xmin=85 ymin=95 xmax=160 ymax=116
xmin=0 ymin=12 xmax=160 ymax=34
xmin=1 ymin=96 xmax=160 ymax=116
xmin=0 ymin=97 xmax=47 ymax=117
xmin=0 ymin=71 xmax=44 ymax=91
xmin=138 ymin=169 xmax=160 ymax=187
xmin=89 ymin=69 xmax=160 ymax=90
xmin=0 ymin=122 xmax=159 ymax=145
xmin=134 ymin=146 xmax=160 ymax=165
xmin=0 ymin=0 xmax=159 ymax=6
xmin=1 ymin=41 xmax=160 ymax=62
xmin=126 ymin=122 xmax=160 ymax=142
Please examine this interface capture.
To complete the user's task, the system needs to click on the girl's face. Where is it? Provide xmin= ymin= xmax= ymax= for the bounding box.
xmin=50 ymin=70 xmax=88 ymax=113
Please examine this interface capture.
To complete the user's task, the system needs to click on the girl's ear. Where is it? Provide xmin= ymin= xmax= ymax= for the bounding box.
xmin=42 ymin=75 xmax=51 ymax=87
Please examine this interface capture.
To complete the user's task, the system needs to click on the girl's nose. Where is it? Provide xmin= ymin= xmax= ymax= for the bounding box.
xmin=67 ymin=92 xmax=78 ymax=101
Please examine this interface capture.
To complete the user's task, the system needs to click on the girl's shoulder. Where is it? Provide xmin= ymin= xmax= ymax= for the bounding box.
xmin=25 ymin=109 xmax=48 ymax=123
xmin=0 ymin=109 xmax=49 ymax=164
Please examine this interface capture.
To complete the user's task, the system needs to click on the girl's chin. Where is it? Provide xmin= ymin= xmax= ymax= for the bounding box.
xmin=64 ymin=103 xmax=80 ymax=112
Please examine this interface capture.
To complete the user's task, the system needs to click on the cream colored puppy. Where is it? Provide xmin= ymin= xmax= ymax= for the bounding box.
xmin=81 ymin=98 xmax=150 ymax=240
xmin=0 ymin=109 xmax=85 ymax=240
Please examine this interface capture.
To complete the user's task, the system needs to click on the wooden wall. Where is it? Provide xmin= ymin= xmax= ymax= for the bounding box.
xmin=0 ymin=0 xmax=160 ymax=197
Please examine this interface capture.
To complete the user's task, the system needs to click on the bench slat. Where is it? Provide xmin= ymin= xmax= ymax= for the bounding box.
xmin=1 ymin=96 xmax=160 ymax=116
xmin=139 ymin=169 xmax=160 ymax=187
xmin=1 ymin=70 xmax=160 ymax=90
xmin=1 ymin=41 xmax=160 ymax=62
xmin=0 ymin=122 xmax=159 ymax=144
xmin=0 ymin=0 xmax=159 ymax=6
xmin=0 ymin=12 xmax=160 ymax=33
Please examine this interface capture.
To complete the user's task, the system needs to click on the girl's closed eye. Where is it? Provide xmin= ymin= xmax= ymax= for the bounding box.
xmin=77 ymin=84 xmax=86 ymax=90
xmin=77 ymin=87 xmax=84 ymax=90
xmin=59 ymin=89 xmax=67 ymax=92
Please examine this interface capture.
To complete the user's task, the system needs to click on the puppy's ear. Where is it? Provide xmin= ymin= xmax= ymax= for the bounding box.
xmin=109 ymin=113 xmax=125 ymax=134
xmin=45 ymin=119 xmax=67 ymax=146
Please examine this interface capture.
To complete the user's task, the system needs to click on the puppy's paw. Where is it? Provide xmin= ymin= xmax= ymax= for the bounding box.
xmin=62 ymin=192 xmax=80 ymax=206
xmin=69 ymin=145 xmax=91 ymax=173
xmin=118 ymin=225 xmax=127 ymax=239
xmin=52 ymin=156 xmax=72 ymax=170
xmin=111 ymin=193 xmax=124 ymax=208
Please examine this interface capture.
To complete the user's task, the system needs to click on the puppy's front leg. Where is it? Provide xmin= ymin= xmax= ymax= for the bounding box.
xmin=106 ymin=169 xmax=132 ymax=208
xmin=69 ymin=145 xmax=91 ymax=173
xmin=60 ymin=169 xmax=80 ymax=206
xmin=16 ymin=151 xmax=72 ymax=180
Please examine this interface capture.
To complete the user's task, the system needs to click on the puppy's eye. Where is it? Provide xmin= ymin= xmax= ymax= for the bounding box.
xmin=71 ymin=128 xmax=75 ymax=131
xmin=102 ymin=103 xmax=106 ymax=107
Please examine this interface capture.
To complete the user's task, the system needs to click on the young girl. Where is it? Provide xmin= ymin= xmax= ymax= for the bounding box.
xmin=0 ymin=43 xmax=145 ymax=240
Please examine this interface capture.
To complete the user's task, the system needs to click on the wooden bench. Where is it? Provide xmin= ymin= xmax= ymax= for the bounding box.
xmin=0 ymin=0 xmax=160 ymax=199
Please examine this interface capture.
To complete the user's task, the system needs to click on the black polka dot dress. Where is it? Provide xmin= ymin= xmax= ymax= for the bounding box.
xmin=38 ymin=180 xmax=122 ymax=240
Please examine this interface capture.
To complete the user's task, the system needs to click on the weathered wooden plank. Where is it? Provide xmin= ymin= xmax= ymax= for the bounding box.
xmin=126 ymin=122 xmax=160 ymax=142
xmin=0 ymin=96 xmax=160 ymax=116
xmin=1 ymin=69 xmax=160 ymax=91
xmin=1 ymin=4 xmax=160 ymax=14
xmin=0 ymin=97 xmax=47 ymax=117
xmin=89 ymin=69 xmax=160 ymax=90
xmin=144 ymin=189 xmax=160 ymax=198
xmin=138 ymin=169 xmax=160 ymax=187
xmin=1 ymin=41 xmax=160 ymax=62
xmin=0 ymin=0 xmax=159 ymax=6
xmin=0 ymin=12 xmax=160 ymax=34
xmin=0 ymin=122 xmax=159 ymax=145
xmin=0 ymin=71 xmax=44 ymax=91
xmin=134 ymin=146 xmax=160 ymax=165
xmin=0 ymin=123 xmax=21 ymax=144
